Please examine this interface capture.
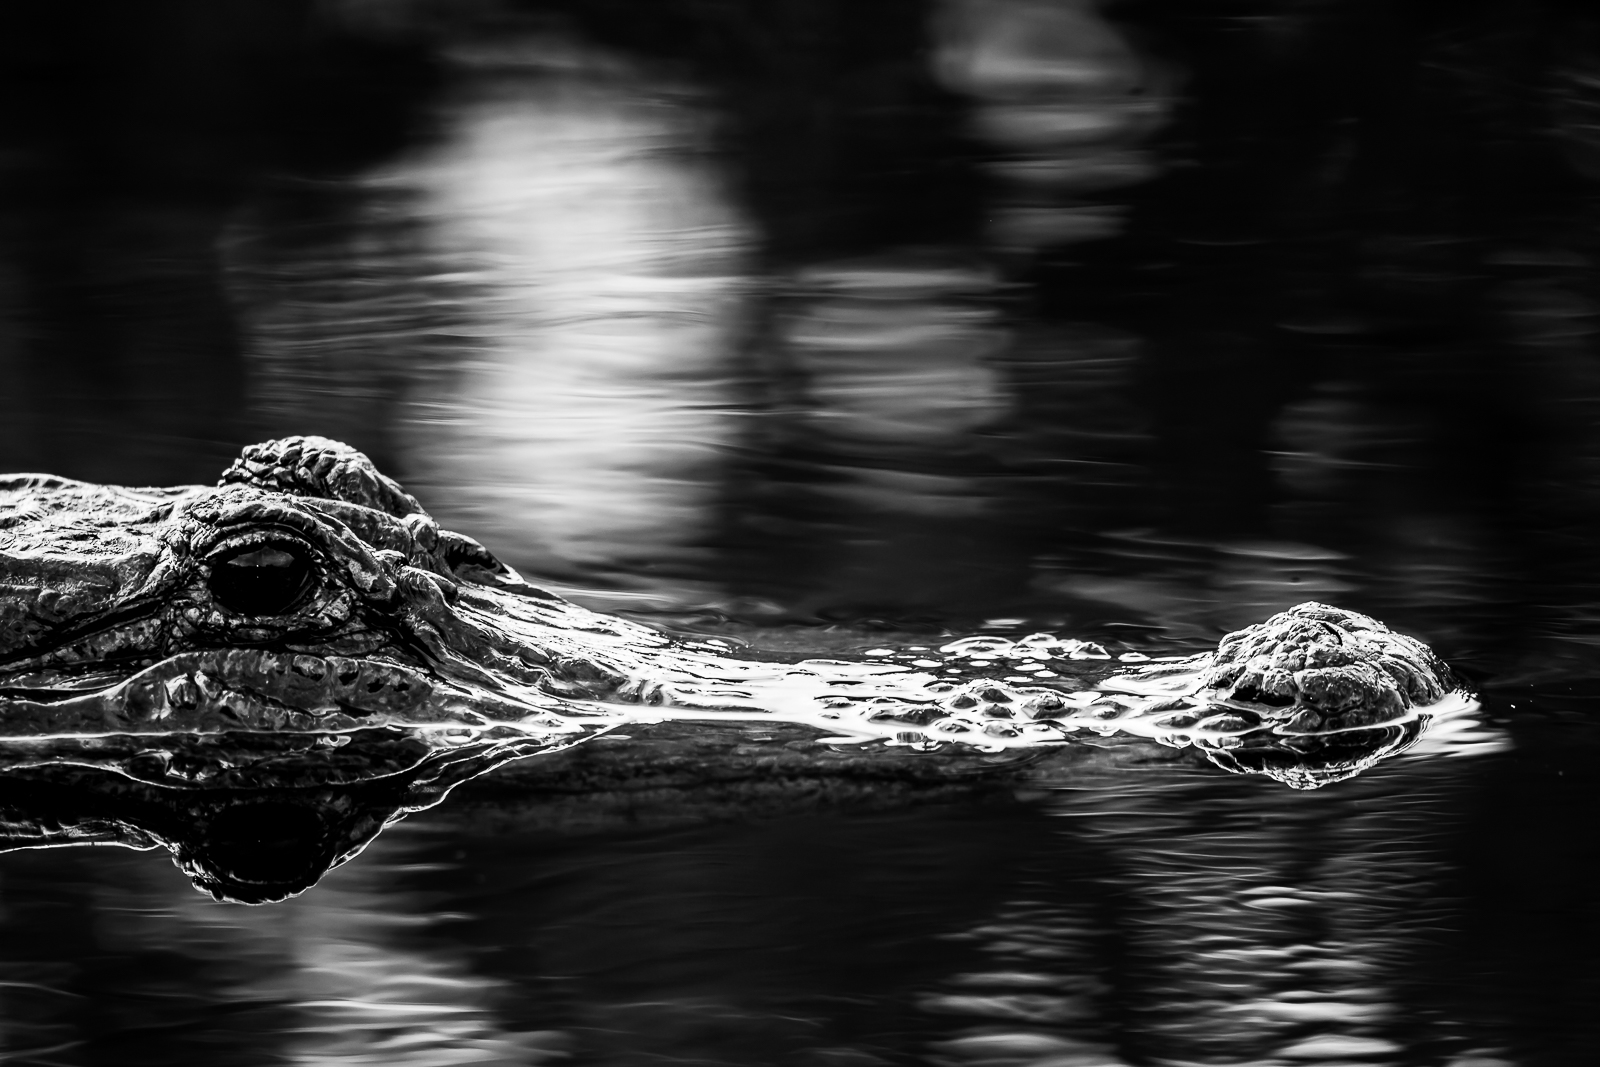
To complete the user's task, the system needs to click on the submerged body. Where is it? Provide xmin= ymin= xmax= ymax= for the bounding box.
xmin=0 ymin=437 xmax=1473 ymax=899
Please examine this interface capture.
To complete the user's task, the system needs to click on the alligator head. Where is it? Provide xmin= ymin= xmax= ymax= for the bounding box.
xmin=1186 ymin=602 xmax=1455 ymax=789
xmin=0 ymin=436 xmax=656 ymax=899
xmin=0 ymin=437 xmax=1469 ymax=901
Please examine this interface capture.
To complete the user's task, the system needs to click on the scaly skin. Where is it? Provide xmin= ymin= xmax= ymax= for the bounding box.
xmin=0 ymin=437 xmax=1464 ymax=900
xmin=1198 ymin=602 xmax=1448 ymax=728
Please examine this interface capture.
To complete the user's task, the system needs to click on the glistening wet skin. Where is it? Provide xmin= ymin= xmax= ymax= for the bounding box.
xmin=0 ymin=437 xmax=1494 ymax=902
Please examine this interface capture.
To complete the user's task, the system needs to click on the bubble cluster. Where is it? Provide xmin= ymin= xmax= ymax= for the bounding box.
xmin=573 ymin=603 xmax=1477 ymax=787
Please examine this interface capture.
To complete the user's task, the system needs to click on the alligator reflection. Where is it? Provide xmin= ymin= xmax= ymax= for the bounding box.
xmin=0 ymin=436 xmax=1493 ymax=905
xmin=0 ymin=740 xmax=544 ymax=905
xmin=0 ymin=716 xmax=1512 ymax=1065
xmin=0 ymin=709 xmax=1461 ymax=907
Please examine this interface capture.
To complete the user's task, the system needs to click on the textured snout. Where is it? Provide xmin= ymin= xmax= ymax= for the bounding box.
xmin=1197 ymin=602 xmax=1451 ymax=731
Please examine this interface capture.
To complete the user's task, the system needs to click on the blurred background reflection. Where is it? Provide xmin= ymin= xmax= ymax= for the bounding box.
xmin=228 ymin=33 xmax=753 ymax=586
xmin=9 ymin=0 xmax=1600 ymax=654
xmin=6 ymin=0 xmax=1600 ymax=1062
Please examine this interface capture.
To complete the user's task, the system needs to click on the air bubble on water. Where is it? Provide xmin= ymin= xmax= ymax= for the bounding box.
xmin=940 ymin=636 xmax=1017 ymax=655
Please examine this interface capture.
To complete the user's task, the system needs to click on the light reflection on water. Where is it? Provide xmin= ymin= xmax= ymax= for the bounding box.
xmin=230 ymin=35 xmax=753 ymax=589
xmin=392 ymin=46 xmax=752 ymax=587
xmin=0 ymin=833 xmax=559 ymax=1065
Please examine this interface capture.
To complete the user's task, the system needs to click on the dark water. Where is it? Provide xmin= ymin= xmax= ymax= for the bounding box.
xmin=4 ymin=1 xmax=1600 ymax=1063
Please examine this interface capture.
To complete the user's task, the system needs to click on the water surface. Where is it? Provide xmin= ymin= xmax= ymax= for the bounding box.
xmin=4 ymin=0 xmax=1600 ymax=1063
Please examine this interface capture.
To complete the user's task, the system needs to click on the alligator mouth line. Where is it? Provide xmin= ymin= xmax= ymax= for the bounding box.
xmin=0 ymin=643 xmax=169 ymax=704
xmin=0 ymin=615 xmax=445 ymax=710
xmin=0 ymin=596 xmax=167 ymax=667
xmin=1192 ymin=693 xmax=1430 ymax=733
xmin=0 ymin=670 xmax=154 ymax=703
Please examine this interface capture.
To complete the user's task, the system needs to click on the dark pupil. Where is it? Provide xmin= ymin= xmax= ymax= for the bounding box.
xmin=208 ymin=545 xmax=313 ymax=616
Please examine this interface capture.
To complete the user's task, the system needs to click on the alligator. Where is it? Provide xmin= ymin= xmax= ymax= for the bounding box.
xmin=0 ymin=436 xmax=1473 ymax=902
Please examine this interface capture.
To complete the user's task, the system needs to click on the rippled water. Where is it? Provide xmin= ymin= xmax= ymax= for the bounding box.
xmin=0 ymin=709 xmax=1576 ymax=1066
xmin=7 ymin=0 xmax=1600 ymax=1062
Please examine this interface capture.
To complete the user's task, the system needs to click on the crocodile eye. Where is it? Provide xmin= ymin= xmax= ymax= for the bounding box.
xmin=208 ymin=542 xmax=315 ymax=616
